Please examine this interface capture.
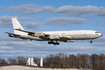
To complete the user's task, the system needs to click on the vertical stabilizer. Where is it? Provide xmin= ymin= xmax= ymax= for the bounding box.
xmin=12 ymin=18 xmax=27 ymax=35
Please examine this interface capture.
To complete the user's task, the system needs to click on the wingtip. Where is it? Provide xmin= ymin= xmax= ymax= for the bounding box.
xmin=4 ymin=32 xmax=10 ymax=34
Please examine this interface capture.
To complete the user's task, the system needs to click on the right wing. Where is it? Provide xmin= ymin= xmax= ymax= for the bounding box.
xmin=14 ymin=29 xmax=72 ymax=40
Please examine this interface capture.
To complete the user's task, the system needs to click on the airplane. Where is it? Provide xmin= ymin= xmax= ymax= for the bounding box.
xmin=5 ymin=18 xmax=103 ymax=45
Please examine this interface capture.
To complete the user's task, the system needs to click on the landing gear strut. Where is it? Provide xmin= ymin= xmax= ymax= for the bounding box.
xmin=48 ymin=41 xmax=59 ymax=45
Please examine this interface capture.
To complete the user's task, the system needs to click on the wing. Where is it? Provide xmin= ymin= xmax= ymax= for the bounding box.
xmin=14 ymin=29 xmax=72 ymax=40
xmin=15 ymin=29 xmax=49 ymax=37
xmin=5 ymin=32 xmax=20 ymax=37
xmin=14 ymin=29 xmax=35 ymax=35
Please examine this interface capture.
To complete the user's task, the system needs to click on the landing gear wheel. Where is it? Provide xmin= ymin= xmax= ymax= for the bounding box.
xmin=56 ymin=42 xmax=59 ymax=45
xmin=48 ymin=42 xmax=51 ymax=44
xmin=53 ymin=42 xmax=59 ymax=45
xmin=54 ymin=43 xmax=56 ymax=45
xmin=48 ymin=41 xmax=59 ymax=45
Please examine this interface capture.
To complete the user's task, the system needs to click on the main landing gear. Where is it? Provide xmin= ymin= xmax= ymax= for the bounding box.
xmin=48 ymin=41 xmax=59 ymax=45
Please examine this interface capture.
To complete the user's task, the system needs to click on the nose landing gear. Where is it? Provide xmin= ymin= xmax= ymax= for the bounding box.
xmin=90 ymin=40 xmax=93 ymax=43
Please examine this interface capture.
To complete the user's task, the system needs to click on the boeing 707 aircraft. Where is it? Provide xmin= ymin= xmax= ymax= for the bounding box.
xmin=5 ymin=18 xmax=103 ymax=45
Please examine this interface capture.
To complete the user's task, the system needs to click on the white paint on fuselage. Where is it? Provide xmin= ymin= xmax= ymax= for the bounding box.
xmin=43 ymin=30 xmax=102 ymax=40
xmin=21 ymin=30 xmax=102 ymax=42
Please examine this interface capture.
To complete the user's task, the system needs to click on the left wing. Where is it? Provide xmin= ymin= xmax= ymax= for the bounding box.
xmin=14 ymin=29 xmax=35 ymax=35
xmin=5 ymin=32 xmax=20 ymax=37
xmin=15 ymin=29 xmax=49 ymax=37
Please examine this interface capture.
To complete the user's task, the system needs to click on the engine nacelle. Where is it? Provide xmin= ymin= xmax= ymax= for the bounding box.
xmin=64 ymin=40 xmax=75 ymax=42
xmin=9 ymin=34 xmax=14 ymax=37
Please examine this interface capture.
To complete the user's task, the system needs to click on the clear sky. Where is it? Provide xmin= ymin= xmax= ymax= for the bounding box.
xmin=0 ymin=0 xmax=105 ymax=59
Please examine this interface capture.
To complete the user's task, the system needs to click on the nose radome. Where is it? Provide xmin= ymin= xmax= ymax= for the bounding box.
xmin=101 ymin=34 xmax=103 ymax=36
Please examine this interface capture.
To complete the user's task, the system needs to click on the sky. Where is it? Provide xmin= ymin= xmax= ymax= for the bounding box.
xmin=0 ymin=0 xmax=105 ymax=59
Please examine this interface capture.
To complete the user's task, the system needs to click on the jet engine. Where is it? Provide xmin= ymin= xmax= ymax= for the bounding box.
xmin=9 ymin=34 xmax=14 ymax=37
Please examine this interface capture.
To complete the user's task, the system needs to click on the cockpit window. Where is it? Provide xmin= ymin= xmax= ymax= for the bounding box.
xmin=95 ymin=32 xmax=99 ymax=33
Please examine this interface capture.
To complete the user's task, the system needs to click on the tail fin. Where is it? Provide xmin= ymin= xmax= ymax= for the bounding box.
xmin=12 ymin=18 xmax=26 ymax=35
